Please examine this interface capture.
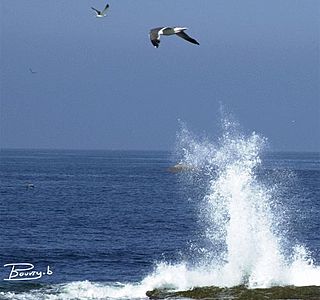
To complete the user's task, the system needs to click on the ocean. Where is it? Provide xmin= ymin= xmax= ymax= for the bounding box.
xmin=0 ymin=123 xmax=319 ymax=299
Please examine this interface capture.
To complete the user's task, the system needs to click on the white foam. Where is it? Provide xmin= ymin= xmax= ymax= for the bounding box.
xmin=172 ymin=120 xmax=320 ymax=288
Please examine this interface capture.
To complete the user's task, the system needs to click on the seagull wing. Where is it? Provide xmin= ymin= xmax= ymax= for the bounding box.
xmin=176 ymin=31 xmax=199 ymax=45
xmin=91 ymin=7 xmax=101 ymax=14
xmin=102 ymin=4 xmax=110 ymax=14
xmin=151 ymin=39 xmax=160 ymax=48
xmin=149 ymin=28 xmax=162 ymax=48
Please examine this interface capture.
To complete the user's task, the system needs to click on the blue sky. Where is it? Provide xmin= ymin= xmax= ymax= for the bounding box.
xmin=1 ymin=0 xmax=319 ymax=151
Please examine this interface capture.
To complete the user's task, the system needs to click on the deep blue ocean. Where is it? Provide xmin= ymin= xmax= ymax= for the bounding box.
xmin=0 ymin=134 xmax=319 ymax=299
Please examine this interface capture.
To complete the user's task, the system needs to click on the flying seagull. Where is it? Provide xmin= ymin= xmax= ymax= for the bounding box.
xmin=91 ymin=4 xmax=109 ymax=17
xmin=149 ymin=27 xmax=199 ymax=48
xmin=26 ymin=183 xmax=35 ymax=189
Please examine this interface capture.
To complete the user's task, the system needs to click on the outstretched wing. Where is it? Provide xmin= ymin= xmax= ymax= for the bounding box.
xmin=149 ymin=28 xmax=162 ymax=48
xmin=176 ymin=31 xmax=199 ymax=45
xmin=91 ymin=7 xmax=100 ymax=14
xmin=102 ymin=4 xmax=110 ymax=14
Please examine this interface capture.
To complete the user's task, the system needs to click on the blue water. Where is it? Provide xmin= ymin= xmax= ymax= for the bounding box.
xmin=0 ymin=150 xmax=195 ymax=282
xmin=0 ymin=148 xmax=319 ymax=299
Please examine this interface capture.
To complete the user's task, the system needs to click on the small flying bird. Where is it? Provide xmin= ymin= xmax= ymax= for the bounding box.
xmin=149 ymin=27 xmax=200 ymax=48
xmin=26 ymin=183 xmax=35 ymax=189
xmin=91 ymin=4 xmax=109 ymax=18
xmin=29 ymin=68 xmax=37 ymax=74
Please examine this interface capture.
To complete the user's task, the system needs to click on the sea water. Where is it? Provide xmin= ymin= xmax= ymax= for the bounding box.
xmin=0 ymin=120 xmax=319 ymax=299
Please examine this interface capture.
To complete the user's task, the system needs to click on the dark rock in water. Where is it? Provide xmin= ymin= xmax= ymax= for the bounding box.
xmin=167 ymin=163 xmax=195 ymax=173
xmin=146 ymin=285 xmax=320 ymax=299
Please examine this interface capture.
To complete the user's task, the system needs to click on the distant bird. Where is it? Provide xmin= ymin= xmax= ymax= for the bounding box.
xmin=29 ymin=68 xmax=37 ymax=74
xmin=149 ymin=27 xmax=200 ymax=48
xmin=91 ymin=4 xmax=109 ymax=17
xmin=26 ymin=183 xmax=35 ymax=189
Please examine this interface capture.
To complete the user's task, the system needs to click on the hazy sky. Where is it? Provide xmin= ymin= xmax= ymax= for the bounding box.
xmin=1 ymin=0 xmax=319 ymax=151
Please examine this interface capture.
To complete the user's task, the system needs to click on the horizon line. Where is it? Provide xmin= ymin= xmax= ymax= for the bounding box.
xmin=0 ymin=147 xmax=319 ymax=154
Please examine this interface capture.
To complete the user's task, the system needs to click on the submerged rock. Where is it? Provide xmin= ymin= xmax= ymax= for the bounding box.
xmin=167 ymin=163 xmax=195 ymax=173
xmin=146 ymin=285 xmax=320 ymax=299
